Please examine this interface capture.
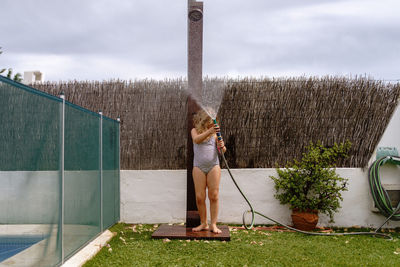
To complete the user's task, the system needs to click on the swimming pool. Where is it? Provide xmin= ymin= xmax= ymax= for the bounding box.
xmin=0 ymin=236 xmax=44 ymax=262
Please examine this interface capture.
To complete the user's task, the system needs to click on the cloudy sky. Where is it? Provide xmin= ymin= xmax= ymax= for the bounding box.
xmin=0 ymin=0 xmax=399 ymax=81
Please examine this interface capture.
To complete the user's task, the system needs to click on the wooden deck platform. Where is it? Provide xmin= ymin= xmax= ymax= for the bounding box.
xmin=152 ymin=224 xmax=230 ymax=241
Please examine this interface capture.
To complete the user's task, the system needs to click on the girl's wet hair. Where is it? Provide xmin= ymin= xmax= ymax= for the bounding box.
xmin=193 ymin=109 xmax=218 ymax=134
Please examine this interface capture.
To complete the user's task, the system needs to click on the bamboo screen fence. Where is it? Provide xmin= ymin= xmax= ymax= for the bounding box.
xmin=34 ymin=77 xmax=400 ymax=169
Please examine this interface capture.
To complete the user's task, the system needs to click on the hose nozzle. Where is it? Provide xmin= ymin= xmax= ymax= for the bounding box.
xmin=213 ymin=119 xmax=222 ymax=141
xmin=213 ymin=119 xmax=223 ymax=154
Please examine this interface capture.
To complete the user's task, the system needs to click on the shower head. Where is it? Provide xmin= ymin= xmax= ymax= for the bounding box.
xmin=188 ymin=8 xmax=203 ymax=21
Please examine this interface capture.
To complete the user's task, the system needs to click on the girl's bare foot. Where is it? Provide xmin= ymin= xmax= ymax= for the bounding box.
xmin=210 ymin=224 xmax=222 ymax=234
xmin=192 ymin=223 xmax=209 ymax=232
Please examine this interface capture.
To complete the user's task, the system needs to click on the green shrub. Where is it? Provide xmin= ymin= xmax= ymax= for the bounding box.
xmin=270 ymin=141 xmax=351 ymax=222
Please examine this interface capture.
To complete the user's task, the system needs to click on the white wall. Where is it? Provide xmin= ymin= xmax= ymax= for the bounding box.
xmin=121 ymin=170 xmax=187 ymax=223
xmin=121 ymin=168 xmax=400 ymax=228
xmin=376 ymin=102 xmax=400 ymax=154
xmin=3 ymin=166 xmax=399 ymax=228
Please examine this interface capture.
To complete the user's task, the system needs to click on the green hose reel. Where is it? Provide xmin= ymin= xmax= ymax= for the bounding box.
xmin=369 ymin=148 xmax=400 ymax=221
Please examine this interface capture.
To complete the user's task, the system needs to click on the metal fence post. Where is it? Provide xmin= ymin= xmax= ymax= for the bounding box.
xmin=117 ymin=117 xmax=121 ymax=222
xmin=59 ymin=92 xmax=65 ymax=264
xmin=99 ymin=111 xmax=103 ymax=232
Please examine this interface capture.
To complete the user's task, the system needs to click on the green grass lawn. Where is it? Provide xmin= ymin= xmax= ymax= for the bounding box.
xmin=84 ymin=223 xmax=400 ymax=267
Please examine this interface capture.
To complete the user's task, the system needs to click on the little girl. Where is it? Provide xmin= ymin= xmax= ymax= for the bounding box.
xmin=191 ymin=109 xmax=226 ymax=234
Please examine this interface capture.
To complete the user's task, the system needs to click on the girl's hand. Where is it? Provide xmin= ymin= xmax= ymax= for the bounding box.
xmin=214 ymin=124 xmax=220 ymax=134
xmin=218 ymin=139 xmax=225 ymax=149
xmin=207 ymin=126 xmax=216 ymax=135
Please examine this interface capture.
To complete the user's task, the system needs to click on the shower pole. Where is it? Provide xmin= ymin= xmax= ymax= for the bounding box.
xmin=186 ymin=0 xmax=203 ymax=227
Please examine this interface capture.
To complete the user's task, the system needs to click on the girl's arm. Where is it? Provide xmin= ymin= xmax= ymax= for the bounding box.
xmin=191 ymin=127 xmax=215 ymax=144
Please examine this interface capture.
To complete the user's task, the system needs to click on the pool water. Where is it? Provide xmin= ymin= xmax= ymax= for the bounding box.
xmin=0 ymin=236 xmax=44 ymax=262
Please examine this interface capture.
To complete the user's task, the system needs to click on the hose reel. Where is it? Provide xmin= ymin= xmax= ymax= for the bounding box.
xmin=368 ymin=153 xmax=400 ymax=222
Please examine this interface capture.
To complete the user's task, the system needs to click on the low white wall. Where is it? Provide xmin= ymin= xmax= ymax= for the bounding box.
xmin=121 ymin=170 xmax=187 ymax=223
xmin=121 ymin=167 xmax=400 ymax=228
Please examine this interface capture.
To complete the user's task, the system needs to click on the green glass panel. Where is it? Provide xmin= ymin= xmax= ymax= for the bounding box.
xmin=0 ymin=77 xmax=62 ymax=266
xmin=63 ymin=103 xmax=101 ymax=259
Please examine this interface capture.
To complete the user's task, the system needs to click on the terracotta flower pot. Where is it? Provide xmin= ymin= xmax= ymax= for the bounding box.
xmin=291 ymin=209 xmax=319 ymax=231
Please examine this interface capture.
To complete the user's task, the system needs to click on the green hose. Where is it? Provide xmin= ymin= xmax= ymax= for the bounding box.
xmin=368 ymin=156 xmax=400 ymax=231
xmin=220 ymin=152 xmax=393 ymax=240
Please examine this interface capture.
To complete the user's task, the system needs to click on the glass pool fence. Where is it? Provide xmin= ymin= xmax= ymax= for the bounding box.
xmin=0 ymin=76 xmax=120 ymax=266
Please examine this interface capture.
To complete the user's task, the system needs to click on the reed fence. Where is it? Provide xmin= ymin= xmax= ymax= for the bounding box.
xmin=33 ymin=77 xmax=400 ymax=169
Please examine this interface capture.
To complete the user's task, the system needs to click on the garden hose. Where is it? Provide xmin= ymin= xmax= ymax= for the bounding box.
xmin=368 ymin=156 xmax=400 ymax=232
xmin=219 ymin=151 xmax=393 ymax=240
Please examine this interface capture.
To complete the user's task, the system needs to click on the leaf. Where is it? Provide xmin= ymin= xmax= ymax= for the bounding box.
xmin=13 ymin=73 xmax=22 ymax=82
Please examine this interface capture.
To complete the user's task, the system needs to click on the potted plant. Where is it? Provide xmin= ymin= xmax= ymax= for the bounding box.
xmin=270 ymin=141 xmax=351 ymax=230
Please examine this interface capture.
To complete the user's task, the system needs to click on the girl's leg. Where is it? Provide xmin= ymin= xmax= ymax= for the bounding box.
xmin=207 ymin=165 xmax=222 ymax=234
xmin=192 ymin=167 xmax=209 ymax=231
